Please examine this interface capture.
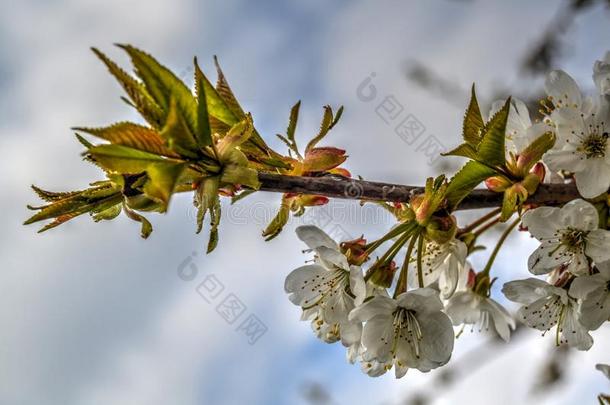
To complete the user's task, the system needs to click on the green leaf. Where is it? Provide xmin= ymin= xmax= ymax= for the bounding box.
xmin=305 ymin=105 xmax=341 ymax=154
xmin=262 ymin=198 xmax=290 ymax=241
xmin=122 ymin=203 xmax=153 ymax=238
xmin=91 ymin=47 xmax=164 ymax=128
xmin=213 ymin=56 xmax=246 ymax=118
xmin=143 ymin=162 xmax=187 ymax=210
xmin=117 ymin=44 xmax=198 ymax=135
xmin=207 ymin=199 xmax=221 ymax=253
xmin=74 ymin=122 xmax=178 ymax=157
xmin=91 ymin=203 xmax=122 ymax=222
xmin=516 ymin=131 xmax=556 ymax=173
xmin=194 ymin=58 xmax=213 ymax=147
xmin=160 ymin=97 xmax=201 ymax=158
xmin=88 ymin=144 xmax=180 ymax=173
xmin=441 ymin=143 xmax=478 ymax=160
xmin=476 ymin=97 xmax=510 ymax=166
xmin=463 ymin=84 xmax=485 ymax=146
xmin=30 ymin=185 xmax=80 ymax=203
xmin=445 ymin=161 xmax=497 ymax=210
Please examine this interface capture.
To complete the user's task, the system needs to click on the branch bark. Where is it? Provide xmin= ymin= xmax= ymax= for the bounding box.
xmin=257 ymin=173 xmax=581 ymax=210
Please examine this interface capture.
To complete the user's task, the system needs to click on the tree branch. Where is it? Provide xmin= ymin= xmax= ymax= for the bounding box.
xmin=257 ymin=173 xmax=581 ymax=210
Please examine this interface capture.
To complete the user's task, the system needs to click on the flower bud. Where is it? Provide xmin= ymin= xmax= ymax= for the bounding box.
xmin=485 ymin=175 xmax=512 ymax=192
xmin=366 ymin=260 xmax=397 ymax=288
xmin=529 ymin=162 xmax=546 ymax=183
xmin=425 ymin=215 xmax=457 ymax=244
xmin=303 ymin=147 xmax=347 ymax=173
xmin=340 ymin=236 xmax=369 ymax=265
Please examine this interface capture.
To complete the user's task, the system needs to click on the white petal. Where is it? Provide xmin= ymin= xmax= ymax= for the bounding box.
xmin=560 ymin=199 xmax=599 ymax=230
xmin=417 ymin=311 xmax=454 ymax=366
xmin=543 ymin=149 xmax=586 ymax=173
xmin=396 ymin=288 xmax=444 ymax=314
xmin=596 ymin=363 xmax=610 ymax=380
xmin=295 ymin=225 xmax=338 ymax=250
xmin=340 ymin=319 xmax=363 ymax=347
xmin=349 ymin=265 xmax=367 ymax=306
xmin=502 ymin=278 xmax=554 ymax=304
xmin=574 ymin=159 xmax=610 ymax=199
xmin=485 ymin=298 xmax=516 ymax=342
xmin=446 ymin=292 xmax=481 ymax=325
xmin=316 ymin=246 xmax=350 ymax=270
xmin=284 ymin=264 xmax=329 ymax=306
xmin=569 ymin=274 xmax=606 ymax=299
xmin=561 ymin=304 xmax=593 ymax=351
xmin=545 ymin=70 xmax=582 ymax=109
xmin=522 ymin=206 xmax=562 ymax=240
xmin=578 ymin=287 xmax=610 ymax=330
xmin=597 ymin=261 xmax=610 ymax=278
xmin=527 ymin=243 xmax=567 ymax=275
xmin=359 ymin=315 xmax=394 ymax=361
xmin=593 ymin=51 xmax=610 ymax=95
xmin=586 ymin=229 xmax=610 ymax=263
xmin=349 ymin=295 xmax=396 ymax=322
xmin=394 ymin=363 xmax=409 ymax=379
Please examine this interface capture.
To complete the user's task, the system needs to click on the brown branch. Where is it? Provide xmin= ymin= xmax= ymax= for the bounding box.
xmin=257 ymin=173 xmax=581 ymax=210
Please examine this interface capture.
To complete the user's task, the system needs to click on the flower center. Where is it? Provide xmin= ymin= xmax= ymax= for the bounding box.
xmin=560 ymin=228 xmax=586 ymax=251
xmin=580 ymin=132 xmax=609 ymax=158
xmin=390 ymin=307 xmax=423 ymax=359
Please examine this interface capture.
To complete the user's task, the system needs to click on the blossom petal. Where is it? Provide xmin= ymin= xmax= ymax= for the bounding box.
xmin=359 ymin=315 xmax=394 ymax=361
xmin=485 ymin=298 xmax=516 ymax=342
xmin=545 ymin=70 xmax=582 ymax=109
xmin=527 ymin=243 xmax=567 ymax=275
xmin=284 ymin=264 xmax=329 ymax=306
xmin=561 ymin=304 xmax=593 ymax=351
xmin=417 ymin=311 xmax=454 ymax=366
xmin=349 ymin=295 xmax=396 ymax=322
xmin=446 ymin=292 xmax=480 ymax=325
xmin=596 ymin=363 xmax=610 ymax=380
xmin=586 ymin=229 xmax=610 ymax=263
xmin=396 ymin=288 xmax=444 ymax=314
xmin=522 ymin=206 xmax=562 ymax=240
xmin=578 ymin=286 xmax=610 ymax=330
xmin=316 ymin=246 xmax=349 ymax=270
xmin=561 ymin=199 xmax=599 ymax=230
xmin=349 ymin=265 xmax=367 ymax=306
xmin=569 ymin=274 xmax=606 ymax=299
xmin=543 ymin=149 xmax=586 ymax=173
xmin=295 ymin=225 xmax=338 ymax=250
xmin=573 ymin=158 xmax=610 ymax=199
xmin=502 ymin=278 xmax=556 ymax=304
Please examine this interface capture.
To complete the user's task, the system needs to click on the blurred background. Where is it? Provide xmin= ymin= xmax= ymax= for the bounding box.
xmin=1 ymin=0 xmax=610 ymax=404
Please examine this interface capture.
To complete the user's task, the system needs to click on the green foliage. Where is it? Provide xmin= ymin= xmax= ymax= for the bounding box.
xmin=446 ymin=161 xmax=497 ymax=210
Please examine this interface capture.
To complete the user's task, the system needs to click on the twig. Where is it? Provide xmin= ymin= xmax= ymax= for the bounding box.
xmin=257 ymin=173 xmax=581 ymax=210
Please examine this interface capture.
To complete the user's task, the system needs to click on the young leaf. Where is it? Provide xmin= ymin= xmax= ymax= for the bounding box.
xmin=476 ymin=98 xmax=510 ymax=166
xmin=74 ymin=122 xmax=178 ymax=157
xmin=122 ymin=203 xmax=153 ymax=238
xmin=445 ymin=161 xmax=497 ymax=210
xmin=160 ymin=97 xmax=201 ymax=158
xmin=462 ymin=84 xmax=485 ymax=146
xmin=142 ymin=162 xmax=187 ymax=210
xmin=213 ymin=56 xmax=246 ymax=118
xmin=117 ymin=44 xmax=198 ymax=135
xmin=88 ymin=144 xmax=180 ymax=174
xmin=91 ymin=47 xmax=164 ymax=128
xmin=441 ymin=143 xmax=478 ymax=160
xmin=305 ymin=106 xmax=337 ymax=154
xmin=194 ymin=58 xmax=213 ymax=147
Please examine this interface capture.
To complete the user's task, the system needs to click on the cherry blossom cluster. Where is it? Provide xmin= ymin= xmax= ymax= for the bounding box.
xmin=285 ymin=52 xmax=610 ymax=378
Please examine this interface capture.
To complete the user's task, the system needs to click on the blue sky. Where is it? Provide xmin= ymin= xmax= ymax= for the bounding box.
xmin=1 ymin=1 xmax=610 ymax=404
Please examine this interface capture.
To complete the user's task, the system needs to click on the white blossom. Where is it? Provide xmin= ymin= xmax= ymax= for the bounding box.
xmin=349 ymin=288 xmax=454 ymax=377
xmin=569 ymin=261 xmax=610 ymax=331
xmin=285 ymin=226 xmax=366 ymax=362
xmin=543 ymin=70 xmax=610 ymax=198
xmin=522 ymin=199 xmax=610 ymax=276
xmin=593 ymin=51 xmax=610 ymax=95
xmin=502 ymin=278 xmax=593 ymax=350
xmin=446 ymin=289 xmax=516 ymax=342
xmin=418 ymin=238 xmax=468 ymax=299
